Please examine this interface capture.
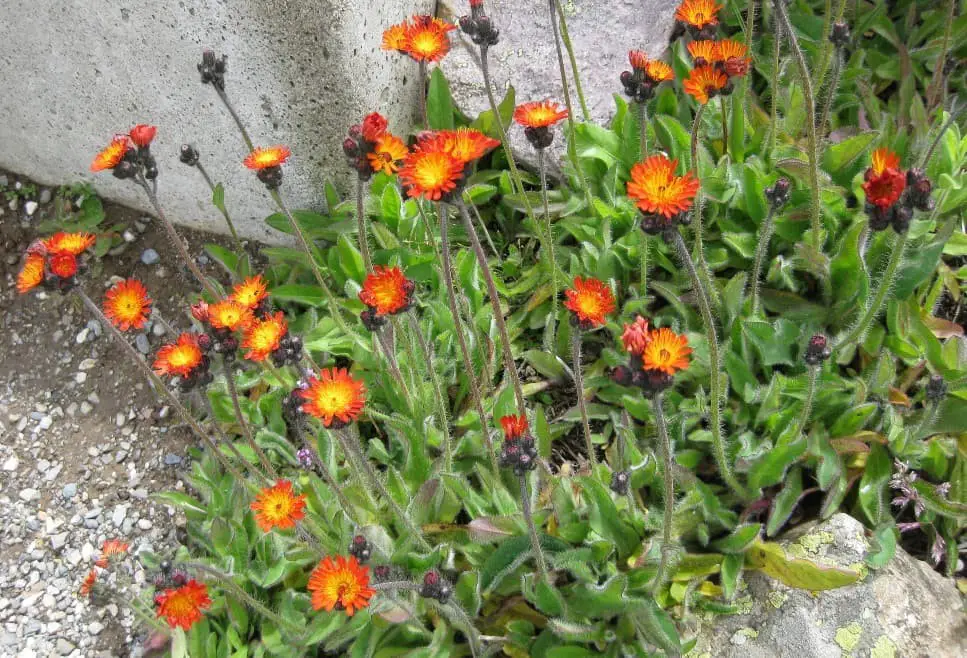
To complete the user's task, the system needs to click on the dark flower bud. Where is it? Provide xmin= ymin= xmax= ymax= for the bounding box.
xmin=145 ymin=165 xmax=159 ymax=181
xmin=373 ymin=565 xmax=391 ymax=582
xmin=112 ymin=161 xmax=137 ymax=180
xmin=866 ymin=204 xmax=892 ymax=232
xmin=620 ymin=70 xmax=633 ymax=88
xmin=360 ymin=308 xmax=386 ymax=332
xmin=696 ymin=25 xmax=718 ymax=41
xmin=179 ymin=144 xmax=200 ymax=166
xmin=634 ymin=80 xmax=655 ymax=103
xmin=830 ymin=21 xmax=851 ymax=48
xmin=171 ymin=570 xmax=187 ymax=586
xmin=459 ymin=15 xmax=476 ymax=36
xmin=349 ymin=535 xmax=371 ymax=563
xmin=905 ymin=168 xmax=933 ymax=211
xmin=803 ymin=334 xmax=831 ymax=366
xmin=891 ymin=205 xmax=912 ymax=233
xmin=198 ymin=49 xmax=228 ymax=89
xmin=610 ymin=470 xmax=630 ymax=496
xmin=348 ymin=124 xmax=362 ymax=139
xmin=925 ymin=374 xmax=947 ymax=403
xmin=611 ymin=365 xmax=634 ymax=386
xmin=765 ymin=177 xmax=791 ymax=209
xmin=524 ymin=126 xmax=554 ymax=149
xmin=160 ymin=560 xmax=172 ymax=576
xmin=256 ymin=166 xmax=284 ymax=190
xmin=343 ymin=138 xmax=359 ymax=158
xmin=196 ymin=333 xmax=212 ymax=352
xmin=420 ymin=570 xmax=452 ymax=603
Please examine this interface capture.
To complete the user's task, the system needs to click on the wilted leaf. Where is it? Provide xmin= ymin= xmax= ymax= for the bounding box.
xmin=746 ymin=540 xmax=861 ymax=590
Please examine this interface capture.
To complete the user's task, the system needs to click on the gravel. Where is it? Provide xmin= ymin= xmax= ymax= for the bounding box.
xmin=139 ymin=249 xmax=159 ymax=266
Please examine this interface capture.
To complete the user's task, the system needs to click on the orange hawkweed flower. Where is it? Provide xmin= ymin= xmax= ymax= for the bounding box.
xmin=514 ymin=101 xmax=569 ymax=129
xmin=231 ymin=274 xmax=268 ymax=310
xmin=687 ymin=40 xmax=719 ymax=64
xmin=361 ymin=112 xmax=389 ymax=142
xmin=154 ymin=334 xmax=205 ymax=378
xmin=627 ymin=155 xmax=700 ymax=219
xmin=207 ymin=299 xmax=254 ymax=332
xmin=683 ymin=64 xmax=728 ymax=104
xmin=242 ymin=312 xmax=288 ymax=362
xmin=403 ymin=16 xmax=454 ymax=62
xmin=79 ymin=570 xmax=97 ymax=597
xmin=359 ymin=266 xmax=413 ymax=315
xmin=367 ymin=133 xmax=409 ymax=175
xmin=243 ymin=146 xmax=291 ymax=170
xmin=299 ymin=368 xmax=367 ymax=428
xmin=563 ymin=277 xmax=616 ymax=329
xmin=49 ymin=253 xmax=78 ymax=279
xmin=307 ymin=555 xmax=374 ymax=616
xmin=129 ymin=124 xmax=157 ymax=148
xmin=717 ymin=39 xmax=751 ymax=77
xmin=675 ymin=0 xmax=723 ymax=29
xmin=499 ymin=414 xmax=528 ymax=440
xmin=155 ymin=579 xmax=211 ymax=631
xmin=870 ymin=147 xmax=901 ymax=177
xmin=250 ymin=480 xmax=307 ymax=532
xmin=44 ymin=232 xmax=96 ymax=256
xmin=645 ymin=59 xmax=675 ymax=83
xmin=16 ymin=253 xmax=45 ymax=294
xmin=382 ymin=22 xmax=409 ymax=52
xmin=95 ymin=539 xmax=130 ymax=568
xmin=434 ymin=128 xmax=500 ymax=164
xmin=399 ymin=148 xmax=464 ymax=200
xmin=621 ymin=316 xmax=651 ymax=355
xmin=642 ymin=327 xmax=691 ymax=375
xmin=863 ymin=148 xmax=906 ymax=210
xmin=103 ymin=279 xmax=152 ymax=331
xmin=91 ymin=136 xmax=129 ymax=172
xmin=629 ymin=50 xmax=650 ymax=71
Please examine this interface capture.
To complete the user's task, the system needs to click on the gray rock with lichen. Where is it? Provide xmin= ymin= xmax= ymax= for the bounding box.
xmin=691 ymin=514 xmax=966 ymax=657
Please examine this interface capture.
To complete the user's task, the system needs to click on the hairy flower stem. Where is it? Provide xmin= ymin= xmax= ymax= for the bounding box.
xmin=76 ymin=290 xmax=250 ymax=486
xmin=670 ymin=231 xmax=750 ymax=500
xmin=915 ymin=400 xmax=941 ymax=439
xmin=519 ymin=474 xmax=549 ymax=582
xmin=135 ymin=177 xmax=219 ymax=299
xmin=551 ymin=0 xmax=590 ymax=121
xmin=455 ymin=200 xmax=526 ymax=412
xmin=689 ymin=103 xmax=716 ymax=301
xmin=335 ymin=428 xmax=430 ymax=550
xmin=650 ymin=393 xmax=676 ymax=594
xmin=720 ymin=96 xmax=729 ymax=157
xmin=268 ymin=190 xmax=360 ymax=345
xmin=537 ymin=147 xmax=558 ymax=350
xmin=356 ymin=176 xmax=373 ymax=273
xmin=638 ymin=102 xmax=649 ymax=158
xmin=769 ymin=13 xmax=781 ymax=158
xmin=836 ymin=230 xmax=908 ymax=353
xmin=749 ymin=204 xmax=779 ymax=315
xmin=194 ymin=161 xmax=245 ymax=258
xmin=925 ymin=0 xmax=955 ymax=110
xmin=291 ymin=424 xmax=358 ymax=525
xmin=369 ymin=582 xmax=481 ymax=656
xmin=817 ymin=50 xmax=843 ymax=137
xmin=223 ymin=360 xmax=278 ymax=479
xmin=570 ymin=330 xmax=597 ymax=467
xmin=773 ymin=0 xmax=823 ymax=249
xmin=639 ymin=233 xmax=650 ymax=298
xmin=375 ymin=325 xmax=412 ymax=409
xmin=418 ymin=62 xmax=429 ymax=129
xmin=214 ymin=89 xmax=255 ymax=153
xmin=793 ymin=365 xmax=820 ymax=442
xmin=814 ymin=0 xmax=834 ymax=90
xmin=200 ymin=392 xmax=271 ymax=485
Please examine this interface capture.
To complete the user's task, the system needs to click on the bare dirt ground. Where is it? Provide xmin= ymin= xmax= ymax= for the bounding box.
xmin=0 ymin=170 xmax=239 ymax=657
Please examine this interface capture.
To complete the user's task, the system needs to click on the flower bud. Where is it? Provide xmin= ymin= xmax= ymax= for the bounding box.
xmin=765 ymin=177 xmax=791 ymax=209
xmin=830 ymin=21 xmax=851 ymax=48
xmin=179 ymin=144 xmax=200 ymax=166
xmin=803 ymin=334 xmax=831 ymax=366
xmin=610 ymin=470 xmax=630 ymax=495
xmin=349 ymin=535 xmax=371 ymax=563
xmin=925 ymin=374 xmax=947 ymax=403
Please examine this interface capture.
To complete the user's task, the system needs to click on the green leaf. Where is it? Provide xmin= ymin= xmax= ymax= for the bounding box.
xmin=523 ymin=350 xmax=567 ymax=381
xmin=858 ymin=444 xmax=891 ymax=526
xmin=865 ymin=524 xmax=897 ymax=569
xmin=911 ymin=479 xmax=967 ymax=522
xmin=711 ymin=523 xmax=762 ymax=553
xmin=153 ymin=492 xmax=208 ymax=520
xmin=335 ymin=234 xmax=364 ymax=282
xmin=748 ymin=439 xmax=806 ymax=491
xmin=212 ymin=182 xmax=226 ymax=213
xmin=821 ymin=131 xmax=878 ymax=186
xmin=270 ymin=284 xmax=324 ymax=306
xmin=829 ymin=403 xmax=877 ymax=437
xmin=729 ymin=85 xmax=746 ymax=162
xmin=426 ymin=68 xmax=455 ymax=130
xmin=654 ymin=115 xmax=691 ymax=164
xmin=634 ymin=598 xmax=682 ymax=656
xmin=479 ymin=535 xmax=568 ymax=591
xmin=720 ymin=553 xmax=743 ymax=599
xmin=577 ymin=476 xmax=639 ymax=559
xmin=766 ymin=467 xmax=803 ymax=537
xmin=205 ymin=244 xmax=238 ymax=275
xmin=746 ymin=539 xmax=860 ymax=590
xmin=742 ymin=318 xmax=798 ymax=367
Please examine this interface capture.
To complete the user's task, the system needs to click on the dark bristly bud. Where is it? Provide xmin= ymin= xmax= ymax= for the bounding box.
xmin=611 ymin=365 xmax=634 ymax=386
xmin=179 ymin=144 xmax=200 ymax=166
xmin=112 ymin=161 xmax=137 ymax=180
xmin=360 ymin=308 xmax=387 ymax=332
xmin=830 ymin=21 xmax=851 ymax=49
xmin=610 ymin=470 xmax=630 ymax=496
xmin=420 ymin=571 xmax=452 ymax=603
xmin=198 ymin=49 xmax=228 ymax=89
xmin=160 ymin=560 xmax=172 ymax=576
xmin=891 ymin=205 xmax=912 ymax=233
xmin=523 ymin=126 xmax=554 ymax=149
xmin=348 ymin=535 xmax=371 ymax=563
xmin=866 ymin=203 xmax=892 ymax=232
xmin=803 ymin=334 xmax=831 ymax=366
xmin=256 ymin=166 xmax=284 ymax=190
xmin=925 ymin=374 xmax=947 ymax=403
xmin=343 ymin=137 xmax=359 ymax=158
xmin=171 ymin=570 xmax=188 ymax=586
xmin=765 ymin=177 xmax=791 ymax=209
xmin=144 ymin=165 xmax=159 ymax=180
xmin=373 ymin=565 xmax=391 ymax=583
xmin=904 ymin=168 xmax=933 ymax=211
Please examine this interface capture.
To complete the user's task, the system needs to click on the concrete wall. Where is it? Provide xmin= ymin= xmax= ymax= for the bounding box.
xmin=0 ymin=0 xmax=433 ymax=243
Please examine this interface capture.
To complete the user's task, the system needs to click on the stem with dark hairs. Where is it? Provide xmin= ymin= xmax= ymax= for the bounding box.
xmin=689 ymin=103 xmax=716 ymax=298
xmin=356 ymin=176 xmax=373 ymax=272
xmin=214 ymin=88 xmax=255 ymax=152
xmin=769 ymin=13 xmax=781 ymax=158
xmin=537 ymin=147 xmax=559 ymax=350
xmin=200 ymin=391 xmax=271 ymax=485
xmin=814 ymin=0 xmax=834 ymax=91
xmin=570 ymin=330 xmax=596 ymax=467
xmin=290 ymin=422 xmax=358 ymax=524
xmin=76 ymin=290 xmax=250 ymax=486
xmin=793 ymin=365 xmax=820 ymax=440
xmin=748 ymin=204 xmax=778 ymax=315
xmin=921 ymin=101 xmax=964 ymax=169
xmin=418 ymin=61 xmax=429 ymax=129
xmin=455 ymin=199 xmax=525 ymax=412
xmin=639 ymin=232 xmax=650 ymax=298
xmin=720 ymin=95 xmax=729 ymax=157
xmin=638 ymin=102 xmax=649 ymax=158
xmin=669 ymin=230 xmax=749 ymax=500
xmin=222 ymin=360 xmax=278 ymax=479
xmin=135 ymin=176 xmax=219 ymax=299
xmin=773 ymin=0 xmax=823 ymax=249
xmin=520 ymin=474 xmax=549 ymax=582
xmin=194 ymin=161 xmax=245 ymax=257
xmin=551 ymin=0 xmax=590 ymax=121
xmin=650 ymin=392 xmax=676 ymax=594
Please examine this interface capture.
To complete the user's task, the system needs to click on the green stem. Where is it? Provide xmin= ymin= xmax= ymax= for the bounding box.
xmin=419 ymin=61 xmax=429 ymax=129
xmin=570 ymin=330 xmax=596 ymax=468
xmin=638 ymin=102 xmax=648 ymax=158
xmin=650 ymin=392 xmax=676 ymax=594
xmin=669 ymin=230 xmax=750 ymax=500
xmin=773 ymin=0 xmax=823 ymax=248
xmin=551 ymin=0 xmax=590 ymax=121
xmin=921 ymin=103 xmax=964 ymax=169
xmin=817 ymin=48 xmax=843 ymax=137
xmin=405 ymin=313 xmax=459 ymax=472
xmin=926 ymin=0 xmax=955 ymax=111
xmin=356 ymin=176 xmax=372 ymax=273
xmin=293 ymin=423 xmax=359 ymax=525
xmin=195 ymin=161 xmax=245 ymax=258
xmin=814 ymin=0 xmax=834 ymax=91
xmin=749 ymin=204 xmax=778 ymax=315
xmin=200 ymin=391 xmax=270 ymax=485
xmin=769 ymin=13 xmax=781 ymax=158
xmin=794 ymin=365 xmax=820 ymax=441
xmin=836 ymin=230 xmax=908 ymax=353
xmin=538 ymin=147 xmax=558 ymax=352
xmin=375 ymin=324 xmax=412 ymax=409
xmin=520 ymin=474 xmax=549 ymax=582
xmin=639 ymin=232 xmax=650 ymax=299
xmin=689 ymin=103 xmax=717 ymax=302
xmin=720 ymin=95 xmax=729 ymax=158
xmin=223 ymin=360 xmax=278 ymax=479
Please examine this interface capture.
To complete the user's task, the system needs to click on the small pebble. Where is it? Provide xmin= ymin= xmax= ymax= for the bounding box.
xmin=141 ymin=248 xmax=160 ymax=265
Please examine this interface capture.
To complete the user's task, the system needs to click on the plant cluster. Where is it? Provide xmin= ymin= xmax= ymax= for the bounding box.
xmin=13 ymin=0 xmax=967 ymax=656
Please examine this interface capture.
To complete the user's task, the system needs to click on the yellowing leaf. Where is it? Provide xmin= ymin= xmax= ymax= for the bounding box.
xmin=745 ymin=539 xmax=860 ymax=591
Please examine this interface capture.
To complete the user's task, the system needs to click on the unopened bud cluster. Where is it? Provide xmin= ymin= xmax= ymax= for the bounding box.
xmin=198 ymin=50 xmax=228 ymax=90
xmin=419 ymin=570 xmax=452 ymax=604
xmin=610 ymin=470 xmax=630 ymax=495
xmin=459 ymin=1 xmax=499 ymax=47
xmin=803 ymin=334 xmax=831 ymax=366
xmin=829 ymin=21 xmax=850 ymax=49
xmin=925 ymin=374 xmax=947 ymax=404
xmin=348 ymin=535 xmax=371 ymax=563
xmin=765 ymin=177 xmax=791 ymax=210
xmin=499 ymin=432 xmax=538 ymax=476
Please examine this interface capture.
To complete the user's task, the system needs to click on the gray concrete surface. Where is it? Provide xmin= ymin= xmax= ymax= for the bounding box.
xmin=0 ymin=0 xmax=433 ymax=243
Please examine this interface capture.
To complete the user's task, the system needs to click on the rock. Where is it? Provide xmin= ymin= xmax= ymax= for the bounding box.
xmin=140 ymin=248 xmax=160 ymax=265
xmin=49 ymin=533 xmax=68 ymax=551
xmin=38 ymin=188 xmax=52 ymax=204
xmin=24 ymin=200 xmax=38 ymax=216
xmin=19 ymin=488 xmax=40 ymax=502
xmin=55 ymin=638 xmax=75 ymax=655
xmin=2 ymin=456 xmax=18 ymax=471
xmin=62 ymin=484 xmax=77 ymax=499
xmin=122 ymin=230 xmax=136 ymax=243
xmin=78 ymin=358 xmax=96 ymax=371
xmin=692 ymin=514 xmax=967 ymax=658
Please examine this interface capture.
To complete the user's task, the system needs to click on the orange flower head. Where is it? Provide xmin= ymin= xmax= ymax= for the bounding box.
xmin=367 ymin=133 xmax=409 ymax=175
xmin=644 ymin=59 xmax=675 ymax=83
xmin=79 ymin=570 xmax=97 ymax=597
xmin=403 ymin=16 xmax=454 ymax=62
xmin=675 ymin=0 xmax=723 ymax=29
xmin=129 ymin=124 xmax=157 ymax=148
xmin=251 ymin=480 xmax=307 ymax=532
xmin=361 ymin=112 xmax=389 ymax=142
xmin=307 ymin=555 xmax=374 ymax=616
xmin=499 ymin=414 xmax=529 ymax=440
xmin=627 ymin=155 xmax=700 ymax=219
xmin=621 ymin=316 xmax=651 ymax=355
xmin=642 ymin=327 xmax=691 ymax=375
xmin=243 ymin=145 xmax=291 ymax=170
xmin=155 ymin=579 xmax=211 ymax=631
xmin=563 ymin=277 xmax=616 ymax=329
xmin=91 ymin=136 xmax=129 ymax=172
xmin=242 ymin=312 xmax=288 ymax=362
xmin=863 ymin=148 xmax=906 ymax=210
xmin=514 ymin=100 xmax=569 ymax=129
xmin=683 ymin=64 xmax=728 ymax=104
xmin=687 ymin=40 xmax=719 ymax=64
xmin=359 ymin=266 xmax=414 ymax=315
xmin=717 ymin=39 xmax=751 ymax=77
xmin=628 ymin=50 xmax=649 ymax=71
xmin=870 ymin=147 xmax=901 ymax=177
xmin=299 ymin=368 xmax=367 ymax=428
xmin=49 ymin=252 xmax=78 ymax=279
xmin=399 ymin=148 xmax=464 ymax=200
xmin=44 ymin=232 xmax=96 ymax=256
xmin=16 ymin=253 xmax=45 ymax=294
xmin=207 ymin=299 xmax=254 ymax=332
xmin=103 ymin=279 xmax=152 ymax=331
xmin=382 ymin=22 xmax=409 ymax=52
xmin=95 ymin=539 xmax=130 ymax=568
xmin=435 ymin=128 xmax=500 ymax=164
xmin=231 ymin=274 xmax=269 ymax=309
xmin=154 ymin=333 xmax=205 ymax=378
